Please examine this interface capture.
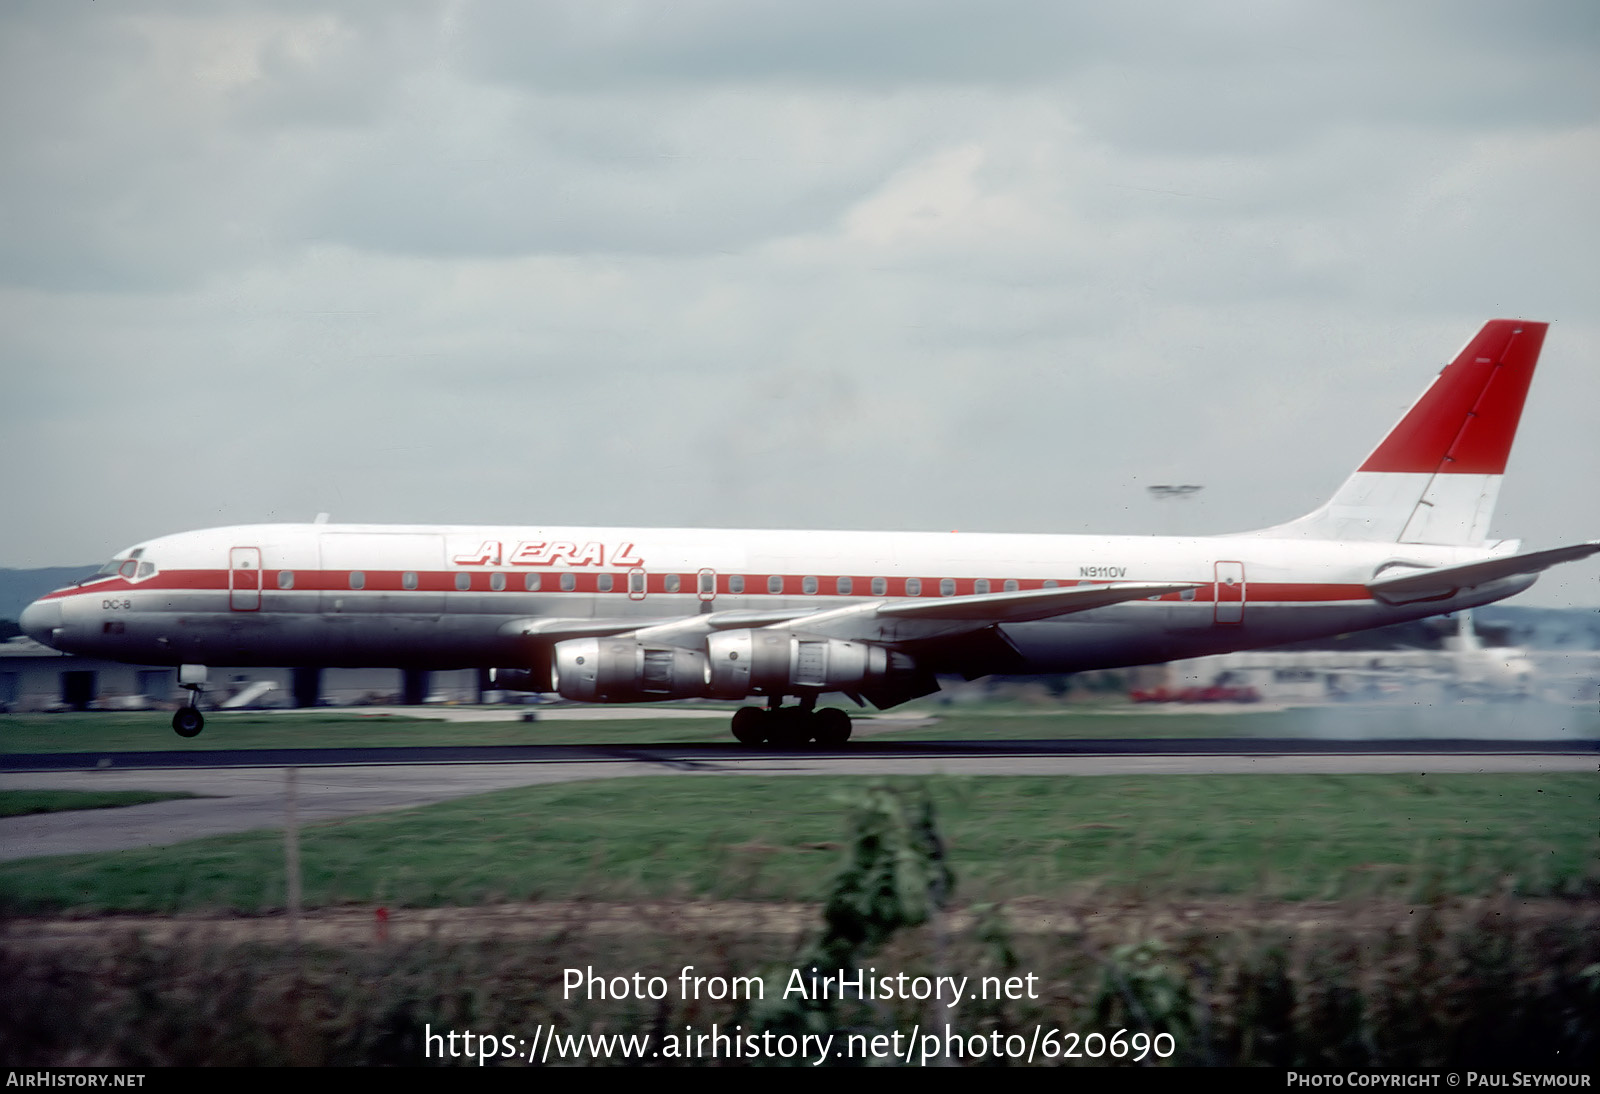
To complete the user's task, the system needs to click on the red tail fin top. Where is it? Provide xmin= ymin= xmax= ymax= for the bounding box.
xmin=1358 ymin=319 xmax=1547 ymax=476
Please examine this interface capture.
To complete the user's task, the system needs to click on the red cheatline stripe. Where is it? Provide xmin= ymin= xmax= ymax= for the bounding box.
xmin=1358 ymin=319 xmax=1546 ymax=475
xmin=42 ymin=570 xmax=1373 ymax=604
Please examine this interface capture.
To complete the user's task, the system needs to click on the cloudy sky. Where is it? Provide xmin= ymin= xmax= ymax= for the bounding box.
xmin=2 ymin=1 xmax=1596 ymax=606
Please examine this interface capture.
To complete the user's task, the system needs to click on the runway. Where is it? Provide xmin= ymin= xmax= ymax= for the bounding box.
xmin=1 ymin=738 xmax=1593 ymax=862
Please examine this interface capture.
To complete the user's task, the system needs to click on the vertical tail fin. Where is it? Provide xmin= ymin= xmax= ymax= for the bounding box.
xmin=1262 ymin=319 xmax=1548 ymax=544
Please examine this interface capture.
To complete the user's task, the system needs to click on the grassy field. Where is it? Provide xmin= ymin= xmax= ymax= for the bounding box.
xmin=4 ymin=700 xmax=1593 ymax=752
xmin=0 ymin=789 xmax=199 ymax=817
xmin=1 ymin=772 xmax=1592 ymax=914
xmin=0 ymin=706 xmax=1280 ymax=752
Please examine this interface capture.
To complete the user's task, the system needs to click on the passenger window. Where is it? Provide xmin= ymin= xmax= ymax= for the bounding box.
xmin=975 ymin=578 xmax=990 ymax=595
xmin=1181 ymin=587 xmax=1196 ymax=601
xmin=1044 ymin=579 xmax=1059 ymax=589
xmin=455 ymin=573 xmax=471 ymax=591
xmin=491 ymin=573 xmax=506 ymax=592
xmin=730 ymin=575 xmax=745 ymax=594
xmin=940 ymin=578 xmax=955 ymax=596
xmin=803 ymin=576 xmax=818 ymax=594
xmin=837 ymin=576 xmax=853 ymax=595
xmin=871 ymin=577 xmax=886 ymax=596
xmin=665 ymin=574 xmax=680 ymax=593
xmin=906 ymin=578 xmax=922 ymax=596
xmin=278 ymin=570 xmax=295 ymax=590
xmin=598 ymin=574 xmax=614 ymax=593
xmin=525 ymin=573 xmax=541 ymax=592
xmin=349 ymin=571 xmax=365 ymax=590
xmin=629 ymin=571 xmax=645 ymax=593
xmin=560 ymin=573 xmax=575 ymax=592
xmin=1004 ymin=579 xmax=1018 ymax=592
xmin=699 ymin=571 xmax=716 ymax=595
xmin=767 ymin=575 xmax=784 ymax=594
xmin=402 ymin=571 xmax=418 ymax=590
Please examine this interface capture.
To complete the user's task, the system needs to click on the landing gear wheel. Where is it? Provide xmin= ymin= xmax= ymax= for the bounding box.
xmin=813 ymin=707 xmax=852 ymax=747
xmin=172 ymin=707 xmax=204 ymax=738
xmin=730 ymin=706 xmax=766 ymax=745
xmin=767 ymin=708 xmax=811 ymax=748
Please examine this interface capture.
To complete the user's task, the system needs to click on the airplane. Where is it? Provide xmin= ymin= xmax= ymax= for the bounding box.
xmin=19 ymin=319 xmax=1599 ymax=745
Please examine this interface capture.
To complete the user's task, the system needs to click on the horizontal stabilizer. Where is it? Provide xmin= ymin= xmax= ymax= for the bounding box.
xmin=1367 ymin=541 xmax=1600 ymax=604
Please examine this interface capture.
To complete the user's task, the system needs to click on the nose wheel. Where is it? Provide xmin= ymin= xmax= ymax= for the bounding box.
xmin=172 ymin=679 xmax=205 ymax=737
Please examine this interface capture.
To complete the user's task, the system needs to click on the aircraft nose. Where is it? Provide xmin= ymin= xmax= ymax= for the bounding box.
xmin=19 ymin=598 xmax=61 ymax=646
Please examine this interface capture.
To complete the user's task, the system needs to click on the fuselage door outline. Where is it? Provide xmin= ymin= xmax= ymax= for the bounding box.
xmin=1214 ymin=560 xmax=1245 ymax=624
xmin=230 ymin=546 xmax=263 ymax=612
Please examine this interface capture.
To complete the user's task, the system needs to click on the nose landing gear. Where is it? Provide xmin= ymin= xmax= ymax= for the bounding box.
xmin=172 ymin=665 xmax=207 ymax=738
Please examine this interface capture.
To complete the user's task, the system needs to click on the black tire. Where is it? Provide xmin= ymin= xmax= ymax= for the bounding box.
xmin=813 ymin=707 xmax=852 ymax=747
xmin=730 ymin=706 xmax=766 ymax=745
xmin=766 ymin=708 xmax=809 ymax=748
xmin=172 ymin=707 xmax=204 ymax=738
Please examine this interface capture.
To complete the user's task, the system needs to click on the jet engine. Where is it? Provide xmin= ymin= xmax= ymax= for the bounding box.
xmin=552 ymin=637 xmax=711 ymax=702
xmin=705 ymin=629 xmax=917 ymax=698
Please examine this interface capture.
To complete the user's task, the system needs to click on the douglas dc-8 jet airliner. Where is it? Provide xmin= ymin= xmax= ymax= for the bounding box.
xmin=21 ymin=319 xmax=1599 ymax=744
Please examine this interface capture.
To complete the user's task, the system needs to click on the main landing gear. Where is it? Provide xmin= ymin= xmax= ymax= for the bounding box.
xmin=730 ymin=698 xmax=852 ymax=747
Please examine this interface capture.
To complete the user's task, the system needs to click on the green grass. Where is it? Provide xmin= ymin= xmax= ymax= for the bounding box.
xmin=1 ymin=773 xmax=1592 ymax=914
xmin=7 ymin=701 xmax=1591 ymax=753
xmin=874 ymin=701 xmax=1600 ymax=741
xmin=0 ymin=710 xmax=722 ymax=751
xmin=0 ymin=789 xmax=199 ymax=817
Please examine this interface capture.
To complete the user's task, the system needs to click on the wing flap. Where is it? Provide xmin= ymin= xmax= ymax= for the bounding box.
xmin=1367 ymin=541 xmax=1600 ymax=604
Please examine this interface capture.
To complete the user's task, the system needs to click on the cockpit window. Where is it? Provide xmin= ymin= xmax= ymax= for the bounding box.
xmin=87 ymin=546 xmax=152 ymax=584
xmin=96 ymin=557 xmax=157 ymax=582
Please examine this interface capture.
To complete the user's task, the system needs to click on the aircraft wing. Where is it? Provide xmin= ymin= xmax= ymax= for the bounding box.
xmin=505 ymin=618 xmax=650 ymax=641
xmin=703 ymin=581 xmax=1196 ymax=643
xmin=500 ymin=582 xmax=1197 ymax=648
xmin=503 ymin=607 xmax=820 ymax=646
xmin=1367 ymin=541 xmax=1600 ymax=605
xmin=874 ymin=581 xmax=1195 ymax=622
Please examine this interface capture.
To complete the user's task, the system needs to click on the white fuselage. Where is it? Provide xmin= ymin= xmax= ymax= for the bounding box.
xmin=29 ymin=521 xmax=1530 ymax=677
